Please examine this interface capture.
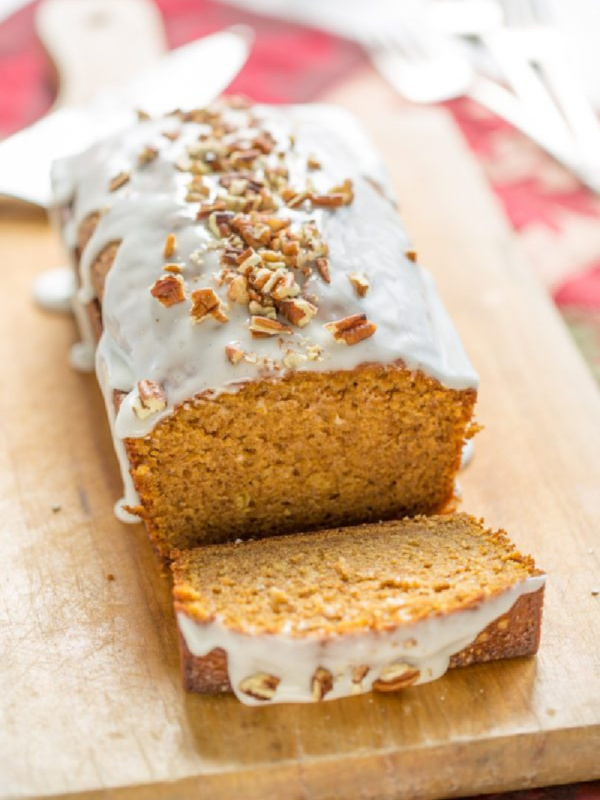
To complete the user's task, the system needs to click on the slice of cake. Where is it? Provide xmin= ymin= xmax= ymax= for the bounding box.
xmin=51 ymin=99 xmax=478 ymax=557
xmin=173 ymin=513 xmax=545 ymax=705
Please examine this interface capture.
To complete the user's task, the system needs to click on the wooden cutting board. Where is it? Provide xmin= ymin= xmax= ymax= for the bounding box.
xmin=1 ymin=74 xmax=599 ymax=800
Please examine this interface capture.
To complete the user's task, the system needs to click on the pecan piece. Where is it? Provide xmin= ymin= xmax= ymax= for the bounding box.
xmin=278 ymin=298 xmax=318 ymax=328
xmin=108 ymin=171 xmax=130 ymax=192
xmin=150 ymin=274 xmax=186 ymax=306
xmin=225 ymin=343 xmax=245 ymax=365
xmin=352 ymin=665 xmax=370 ymax=685
xmin=132 ymin=380 xmax=167 ymax=419
xmin=236 ymin=247 xmax=261 ymax=271
xmin=138 ymin=145 xmax=158 ymax=165
xmin=271 ymin=271 xmax=300 ymax=300
xmin=315 ymin=257 xmax=331 ymax=284
xmin=282 ymin=349 xmax=307 ymax=369
xmin=373 ymin=663 xmax=420 ymax=693
xmin=324 ymin=313 xmax=376 ymax=345
xmin=190 ymin=288 xmax=229 ymax=323
xmin=348 ymin=272 xmax=370 ymax=297
xmin=311 ymin=668 xmax=334 ymax=701
xmin=249 ymin=316 xmax=292 ymax=337
xmin=227 ymin=275 xmax=249 ymax=305
xmin=163 ymin=233 xmax=177 ymax=259
xmin=239 ymin=673 xmax=280 ymax=701
xmin=405 ymin=248 xmax=417 ymax=263
xmin=249 ymin=300 xmax=277 ymax=320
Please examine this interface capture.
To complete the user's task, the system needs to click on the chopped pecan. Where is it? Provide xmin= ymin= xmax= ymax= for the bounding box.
xmin=225 ymin=343 xmax=245 ymax=365
xmin=108 ymin=171 xmax=130 ymax=192
xmin=228 ymin=178 xmax=249 ymax=195
xmin=281 ymin=188 xmax=310 ymax=208
xmin=307 ymin=344 xmax=323 ymax=361
xmin=236 ymin=246 xmax=259 ymax=266
xmin=311 ymin=668 xmax=334 ymax=701
xmin=239 ymin=673 xmax=280 ymax=701
xmin=405 ymin=248 xmax=417 ymax=263
xmin=264 ymin=216 xmax=291 ymax=233
xmin=197 ymin=200 xmax=227 ymax=219
xmin=163 ymin=263 xmax=183 ymax=274
xmin=163 ymin=233 xmax=177 ymax=259
xmin=208 ymin=211 xmax=234 ymax=239
xmin=283 ymin=349 xmax=308 ymax=369
xmin=373 ymin=663 xmax=420 ymax=692
xmin=133 ymin=380 xmax=167 ymax=419
xmin=190 ymin=288 xmax=229 ymax=323
xmin=230 ymin=147 xmax=262 ymax=168
xmin=249 ymin=316 xmax=292 ymax=337
xmin=311 ymin=193 xmax=344 ymax=207
xmin=175 ymin=155 xmax=193 ymax=172
xmin=138 ymin=145 xmax=158 ymax=165
xmin=252 ymin=131 xmax=276 ymax=154
xmin=315 ymin=257 xmax=331 ymax=284
xmin=227 ymin=275 xmax=249 ymax=305
xmin=307 ymin=154 xmax=322 ymax=170
xmin=348 ymin=272 xmax=369 ymax=297
xmin=312 ymin=180 xmax=354 ymax=207
xmin=185 ymin=176 xmax=210 ymax=203
xmin=324 ymin=313 xmax=376 ymax=345
xmin=271 ymin=271 xmax=300 ymax=300
xmin=150 ymin=274 xmax=186 ymax=306
xmin=248 ymin=300 xmax=277 ymax=320
xmin=352 ymin=665 xmax=370 ymax=685
xmin=278 ymin=298 xmax=318 ymax=328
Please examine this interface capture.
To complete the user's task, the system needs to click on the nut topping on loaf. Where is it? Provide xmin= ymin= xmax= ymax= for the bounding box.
xmin=150 ymin=274 xmax=186 ymax=307
xmin=133 ymin=380 xmax=167 ymax=419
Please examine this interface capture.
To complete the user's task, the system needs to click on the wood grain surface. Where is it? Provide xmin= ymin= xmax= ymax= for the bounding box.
xmin=1 ymin=71 xmax=599 ymax=800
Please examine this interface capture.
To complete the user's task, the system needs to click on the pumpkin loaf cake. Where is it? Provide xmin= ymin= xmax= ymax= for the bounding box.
xmin=51 ymin=99 xmax=479 ymax=557
xmin=173 ymin=514 xmax=545 ymax=705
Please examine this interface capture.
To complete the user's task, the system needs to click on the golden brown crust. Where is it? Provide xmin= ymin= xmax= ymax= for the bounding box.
xmin=177 ymin=588 xmax=544 ymax=695
xmin=449 ymin=588 xmax=544 ymax=667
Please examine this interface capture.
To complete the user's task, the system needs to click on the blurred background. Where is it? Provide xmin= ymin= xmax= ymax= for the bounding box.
xmin=1 ymin=0 xmax=600 ymax=387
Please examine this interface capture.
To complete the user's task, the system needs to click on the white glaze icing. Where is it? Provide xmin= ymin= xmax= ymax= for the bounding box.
xmin=69 ymin=290 xmax=96 ymax=373
xmin=32 ymin=266 xmax=75 ymax=313
xmin=461 ymin=438 xmax=475 ymax=469
xmin=178 ymin=574 xmax=545 ymax=706
xmin=51 ymin=102 xmax=479 ymax=519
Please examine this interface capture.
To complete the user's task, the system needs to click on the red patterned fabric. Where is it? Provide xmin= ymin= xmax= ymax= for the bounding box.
xmin=0 ymin=4 xmax=598 ymax=795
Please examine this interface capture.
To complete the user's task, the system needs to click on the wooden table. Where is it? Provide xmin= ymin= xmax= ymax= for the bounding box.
xmin=1 ymin=71 xmax=599 ymax=799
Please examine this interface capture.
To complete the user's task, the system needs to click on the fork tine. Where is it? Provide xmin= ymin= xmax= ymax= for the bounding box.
xmin=501 ymin=0 xmax=529 ymax=27
xmin=530 ymin=0 xmax=553 ymax=23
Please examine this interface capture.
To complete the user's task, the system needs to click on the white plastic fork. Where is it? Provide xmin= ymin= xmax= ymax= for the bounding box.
xmin=362 ymin=11 xmax=600 ymax=192
xmin=363 ymin=22 xmax=473 ymax=104
xmin=499 ymin=0 xmax=600 ymax=166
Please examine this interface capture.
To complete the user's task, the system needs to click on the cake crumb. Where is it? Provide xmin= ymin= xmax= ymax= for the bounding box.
xmin=106 ymin=573 xmax=116 ymax=582
xmin=591 ymin=588 xmax=599 ymax=596
xmin=51 ymin=504 xmax=62 ymax=513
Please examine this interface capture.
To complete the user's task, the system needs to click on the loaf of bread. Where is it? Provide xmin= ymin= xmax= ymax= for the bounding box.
xmin=52 ymin=99 xmax=479 ymax=557
xmin=173 ymin=513 xmax=545 ymax=704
